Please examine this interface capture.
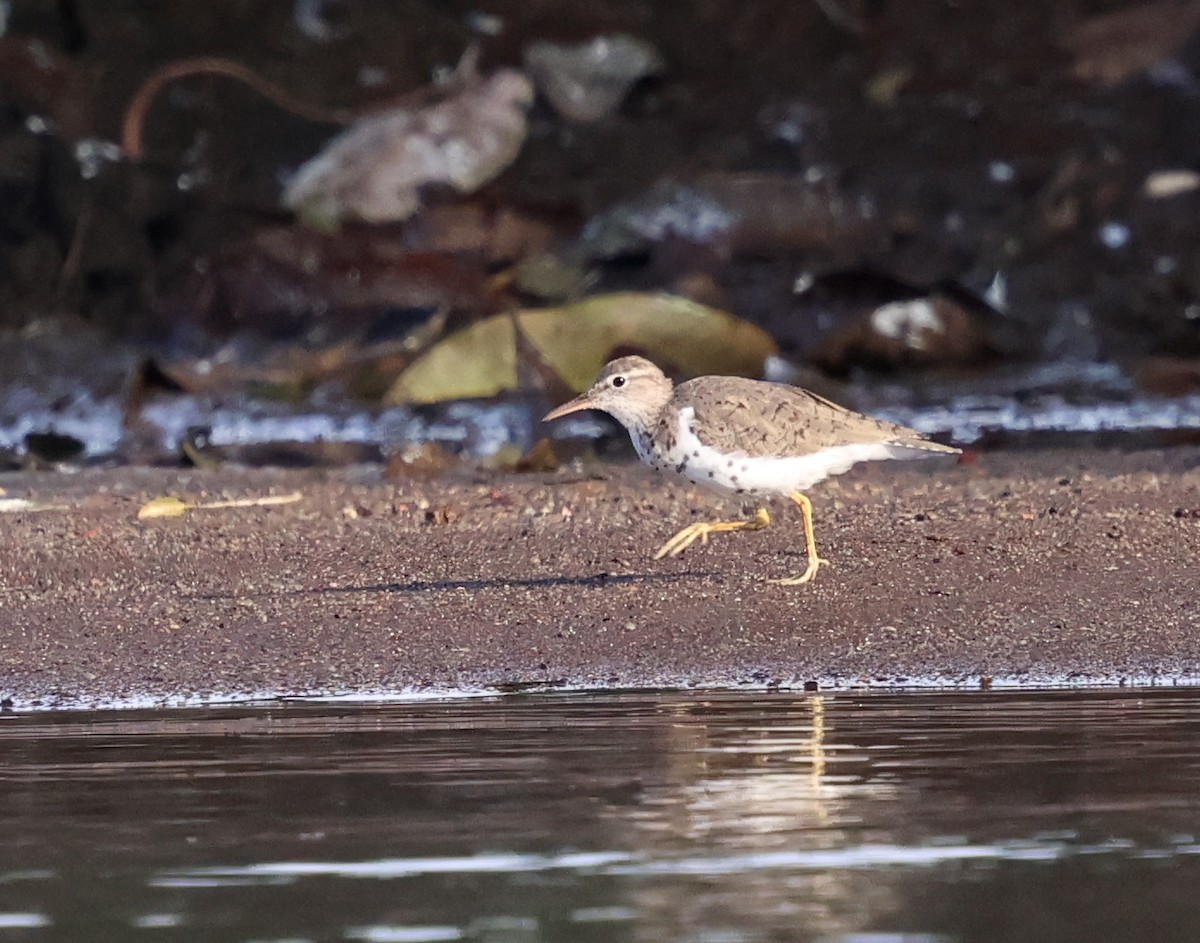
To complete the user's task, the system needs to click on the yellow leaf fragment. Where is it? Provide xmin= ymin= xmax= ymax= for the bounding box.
xmin=196 ymin=492 xmax=303 ymax=511
xmin=0 ymin=498 xmax=69 ymax=513
xmin=137 ymin=496 xmax=190 ymax=519
xmin=864 ymin=65 xmax=913 ymax=107
xmin=137 ymin=492 xmax=302 ymax=520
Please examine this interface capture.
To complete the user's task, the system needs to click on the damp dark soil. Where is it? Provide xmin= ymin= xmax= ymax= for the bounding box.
xmin=2 ymin=447 xmax=1198 ymax=704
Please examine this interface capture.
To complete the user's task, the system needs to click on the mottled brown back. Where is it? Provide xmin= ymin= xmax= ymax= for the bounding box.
xmin=670 ymin=375 xmax=949 ymax=457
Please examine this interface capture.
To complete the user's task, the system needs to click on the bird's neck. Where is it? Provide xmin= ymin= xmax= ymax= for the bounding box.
xmin=624 ymin=383 xmax=673 ymax=436
xmin=618 ymin=402 xmax=673 ymax=467
xmin=620 ymin=413 xmax=658 ymax=440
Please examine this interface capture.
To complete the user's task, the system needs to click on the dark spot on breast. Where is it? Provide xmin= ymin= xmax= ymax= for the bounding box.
xmin=692 ymin=450 xmax=700 ymax=458
xmin=708 ymin=470 xmax=715 ymax=478
xmin=727 ymin=459 xmax=734 ymax=467
xmin=675 ymin=460 xmax=687 ymax=473
xmin=736 ymin=488 xmax=746 ymax=495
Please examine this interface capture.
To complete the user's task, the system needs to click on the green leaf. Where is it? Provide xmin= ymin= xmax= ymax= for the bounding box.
xmin=384 ymin=292 xmax=777 ymax=404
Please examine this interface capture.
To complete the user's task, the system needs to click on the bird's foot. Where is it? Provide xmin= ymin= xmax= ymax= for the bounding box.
xmin=653 ymin=507 xmax=770 ymax=560
xmin=768 ymin=556 xmax=830 ymax=586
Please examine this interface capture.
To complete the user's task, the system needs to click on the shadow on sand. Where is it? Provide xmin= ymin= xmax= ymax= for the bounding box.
xmin=191 ymin=571 xmax=707 ymax=600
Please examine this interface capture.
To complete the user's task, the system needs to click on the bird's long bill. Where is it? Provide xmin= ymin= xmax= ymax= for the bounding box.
xmin=542 ymin=393 xmax=595 ymax=422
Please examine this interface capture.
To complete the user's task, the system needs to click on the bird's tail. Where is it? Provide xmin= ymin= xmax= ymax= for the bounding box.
xmin=886 ymin=437 xmax=962 ymax=456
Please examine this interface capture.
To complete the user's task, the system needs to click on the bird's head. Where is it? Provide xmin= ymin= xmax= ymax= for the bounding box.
xmin=542 ymin=356 xmax=673 ymax=432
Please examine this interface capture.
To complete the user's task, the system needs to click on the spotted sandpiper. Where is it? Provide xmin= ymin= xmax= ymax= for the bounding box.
xmin=543 ymin=355 xmax=959 ymax=585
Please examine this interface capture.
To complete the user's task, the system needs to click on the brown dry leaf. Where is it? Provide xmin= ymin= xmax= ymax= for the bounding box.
xmin=1132 ymin=356 xmax=1200 ymax=397
xmin=578 ymin=173 xmax=883 ymax=260
xmin=404 ymin=202 xmax=559 ymax=262
xmin=0 ymin=35 xmax=85 ymax=137
xmin=282 ymin=67 xmax=534 ymax=225
xmin=1063 ymin=0 xmax=1200 ymax=86
xmin=811 ymin=292 xmax=996 ymax=372
xmin=385 ymin=442 xmax=459 ymax=481
xmin=514 ymin=437 xmax=561 ymax=473
xmin=150 ymin=225 xmax=498 ymax=364
xmin=384 ymin=292 xmax=777 ymax=404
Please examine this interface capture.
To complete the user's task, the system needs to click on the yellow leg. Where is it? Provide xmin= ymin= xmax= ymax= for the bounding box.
xmin=653 ymin=507 xmax=771 ymax=560
xmin=768 ymin=492 xmax=829 ymax=586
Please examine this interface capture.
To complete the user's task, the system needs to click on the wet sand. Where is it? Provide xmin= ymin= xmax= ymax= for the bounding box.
xmin=2 ymin=447 xmax=1199 ymax=706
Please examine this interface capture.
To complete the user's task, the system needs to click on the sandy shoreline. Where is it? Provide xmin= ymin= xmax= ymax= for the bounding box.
xmin=2 ymin=447 xmax=1199 ymax=707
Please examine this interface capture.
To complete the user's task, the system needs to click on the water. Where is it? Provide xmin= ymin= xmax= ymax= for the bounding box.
xmin=4 ymin=688 xmax=1200 ymax=942
xmin=4 ymin=334 xmax=1200 ymax=461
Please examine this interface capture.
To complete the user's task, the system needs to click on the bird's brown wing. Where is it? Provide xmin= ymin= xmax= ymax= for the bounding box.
xmin=677 ymin=376 xmax=930 ymax=457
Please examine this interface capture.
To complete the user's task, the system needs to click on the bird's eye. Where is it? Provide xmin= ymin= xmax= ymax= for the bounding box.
xmin=611 ymin=376 xmax=626 ymax=388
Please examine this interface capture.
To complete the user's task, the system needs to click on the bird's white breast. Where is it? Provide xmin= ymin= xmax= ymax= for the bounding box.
xmin=642 ymin=406 xmax=907 ymax=496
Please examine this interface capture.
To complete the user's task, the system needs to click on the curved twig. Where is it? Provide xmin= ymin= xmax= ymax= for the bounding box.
xmin=121 ymin=56 xmax=356 ymax=161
